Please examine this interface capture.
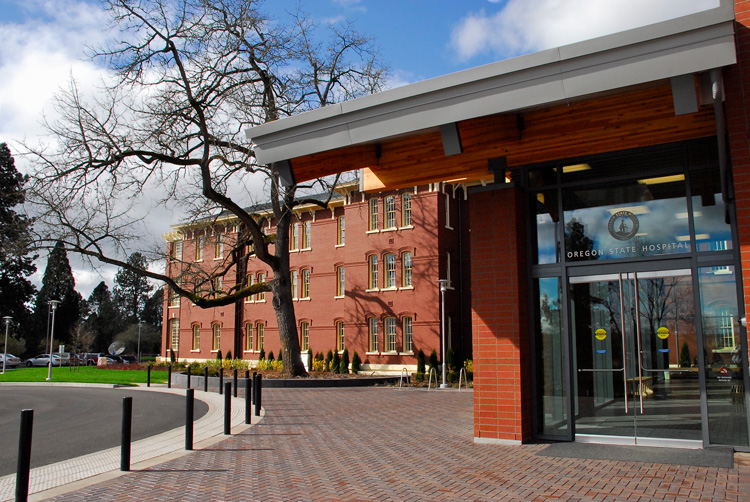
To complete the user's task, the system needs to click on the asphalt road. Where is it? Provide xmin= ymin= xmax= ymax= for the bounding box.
xmin=0 ymin=386 xmax=208 ymax=476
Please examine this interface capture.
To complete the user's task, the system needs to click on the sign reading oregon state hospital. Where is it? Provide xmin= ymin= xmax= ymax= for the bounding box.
xmin=564 ymin=200 xmax=691 ymax=261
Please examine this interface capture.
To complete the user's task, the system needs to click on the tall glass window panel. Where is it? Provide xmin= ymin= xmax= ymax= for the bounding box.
xmin=698 ymin=265 xmax=748 ymax=446
xmin=337 ymin=216 xmax=345 ymax=245
xmin=257 ymin=273 xmax=265 ymax=301
xmin=385 ymin=196 xmax=396 ymax=228
xmin=385 ymin=254 xmax=396 ymax=288
xmin=368 ymin=255 xmax=378 ymax=289
xmin=402 ymin=252 xmax=412 ymax=287
xmin=169 ymin=318 xmax=180 ymax=351
xmin=302 ymin=269 xmax=310 ymax=298
xmin=691 ymin=169 xmax=733 ymax=252
xmin=534 ymin=190 xmax=560 ymax=264
xmin=369 ymin=317 xmax=379 ymax=352
xmin=212 ymin=324 xmax=220 ymax=351
xmin=563 ymin=177 xmax=689 ymax=262
xmin=403 ymin=316 xmax=413 ymax=353
xmin=256 ymin=323 xmax=264 ymax=351
xmin=245 ymin=323 xmax=253 ymax=351
xmin=385 ymin=317 xmax=397 ymax=352
xmin=402 ymin=193 xmax=412 ymax=226
xmin=336 ymin=266 xmax=345 ymax=296
xmin=291 ymin=270 xmax=298 ymax=299
xmin=192 ymin=325 xmax=200 ymax=351
xmin=369 ymin=198 xmax=379 ymax=230
xmin=300 ymin=321 xmax=309 ymax=351
xmin=534 ymin=277 xmax=567 ymax=437
xmin=303 ymin=220 xmax=311 ymax=249
xmin=337 ymin=322 xmax=345 ymax=351
xmin=291 ymin=222 xmax=300 ymax=250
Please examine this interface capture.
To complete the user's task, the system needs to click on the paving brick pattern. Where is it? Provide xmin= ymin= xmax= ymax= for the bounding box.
xmin=46 ymin=388 xmax=750 ymax=501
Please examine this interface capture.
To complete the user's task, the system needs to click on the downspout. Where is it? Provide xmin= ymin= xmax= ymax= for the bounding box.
xmin=457 ymin=187 xmax=468 ymax=360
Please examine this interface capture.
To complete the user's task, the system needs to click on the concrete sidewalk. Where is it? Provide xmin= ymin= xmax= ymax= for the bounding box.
xmin=0 ymin=385 xmax=258 ymax=502
xmin=28 ymin=386 xmax=750 ymax=502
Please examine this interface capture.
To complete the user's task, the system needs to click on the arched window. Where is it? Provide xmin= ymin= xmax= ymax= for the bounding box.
xmin=191 ymin=324 xmax=200 ymax=351
xmin=212 ymin=324 xmax=221 ymax=351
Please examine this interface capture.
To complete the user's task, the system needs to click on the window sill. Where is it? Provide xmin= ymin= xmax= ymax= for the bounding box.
xmin=365 ymin=351 xmax=380 ymax=355
xmin=289 ymin=249 xmax=299 ymax=253
xmin=335 ymin=244 xmax=345 ymax=248
xmin=399 ymin=351 xmax=414 ymax=356
xmin=299 ymin=297 xmax=310 ymax=302
xmin=365 ymin=288 xmax=379 ymax=293
xmin=381 ymin=227 xmax=396 ymax=233
xmin=190 ymin=350 xmax=200 ymax=353
xmin=381 ymin=287 xmax=397 ymax=292
xmin=213 ymin=257 xmax=223 ymax=261
xmin=195 ymin=259 xmax=203 ymax=263
xmin=366 ymin=230 xmax=379 ymax=234
xmin=168 ymin=305 xmax=180 ymax=309
xmin=399 ymin=225 xmax=414 ymax=230
xmin=334 ymin=295 xmax=345 ymax=299
xmin=301 ymin=247 xmax=311 ymax=252
xmin=382 ymin=351 xmax=398 ymax=355
xmin=399 ymin=286 xmax=414 ymax=291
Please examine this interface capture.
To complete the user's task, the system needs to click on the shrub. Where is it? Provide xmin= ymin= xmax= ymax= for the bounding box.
xmin=414 ymin=372 xmax=425 ymax=383
xmin=169 ymin=348 xmax=176 ymax=363
xmin=332 ymin=350 xmax=341 ymax=374
xmin=307 ymin=349 xmax=313 ymax=369
xmin=679 ymin=342 xmax=691 ymax=368
xmin=225 ymin=350 xmax=232 ymax=360
xmin=216 ymin=349 xmax=223 ymax=361
xmin=416 ymin=349 xmax=425 ymax=375
xmin=267 ymin=351 xmax=275 ymax=362
xmin=259 ymin=348 xmax=265 ymax=361
xmin=428 ymin=349 xmax=439 ymax=371
xmin=325 ymin=350 xmax=333 ymax=372
xmin=340 ymin=348 xmax=350 ymax=374
xmin=446 ymin=347 xmax=456 ymax=372
xmin=278 ymin=349 xmax=283 ymax=363
xmin=464 ymin=359 xmax=473 ymax=375
xmin=312 ymin=359 xmax=326 ymax=372
xmin=351 ymin=351 xmax=361 ymax=374
xmin=315 ymin=352 xmax=324 ymax=362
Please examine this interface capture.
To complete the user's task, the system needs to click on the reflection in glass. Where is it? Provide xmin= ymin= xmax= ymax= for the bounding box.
xmin=534 ymin=190 xmax=559 ymax=264
xmin=535 ymin=277 xmax=567 ymax=436
xmin=699 ymin=266 xmax=748 ymax=446
xmin=691 ymin=169 xmax=733 ymax=252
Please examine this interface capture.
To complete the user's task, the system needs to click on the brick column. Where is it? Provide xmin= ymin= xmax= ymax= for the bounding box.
xmin=727 ymin=1 xmax=750 ymax=356
xmin=469 ymin=188 xmax=531 ymax=444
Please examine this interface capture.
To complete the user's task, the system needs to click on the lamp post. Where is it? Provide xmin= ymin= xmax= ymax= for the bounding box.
xmin=137 ymin=320 xmax=143 ymax=363
xmin=2 ymin=316 xmax=11 ymax=375
xmin=437 ymin=279 xmax=450 ymax=389
xmin=46 ymin=300 xmax=61 ymax=381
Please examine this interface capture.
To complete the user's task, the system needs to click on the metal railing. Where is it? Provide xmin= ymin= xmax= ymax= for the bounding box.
xmin=458 ymin=368 xmax=469 ymax=391
xmin=399 ymin=368 xmax=410 ymax=388
xmin=427 ymin=368 xmax=438 ymax=390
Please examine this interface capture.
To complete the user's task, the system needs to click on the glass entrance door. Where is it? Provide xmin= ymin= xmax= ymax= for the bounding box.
xmin=570 ymin=268 xmax=703 ymax=447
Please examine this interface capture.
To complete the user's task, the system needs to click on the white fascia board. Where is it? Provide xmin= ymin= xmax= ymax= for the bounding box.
xmin=248 ymin=2 xmax=736 ymax=165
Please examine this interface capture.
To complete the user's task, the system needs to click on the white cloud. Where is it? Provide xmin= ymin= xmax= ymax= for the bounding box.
xmin=450 ymin=0 xmax=720 ymax=61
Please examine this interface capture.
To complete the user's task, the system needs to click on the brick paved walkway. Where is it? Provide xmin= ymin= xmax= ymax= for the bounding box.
xmin=44 ymin=387 xmax=750 ymax=501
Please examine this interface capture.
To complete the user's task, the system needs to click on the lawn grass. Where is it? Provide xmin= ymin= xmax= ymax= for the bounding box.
xmin=0 ymin=366 xmax=169 ymax=385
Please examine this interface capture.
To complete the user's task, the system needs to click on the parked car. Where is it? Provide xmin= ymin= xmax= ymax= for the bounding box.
xmin=0 ymin=353 xmax=22 ymax=368
xmin=120 ymin=355 xmax=138 ymax=365
xmin=25 ymin=354 xmax=62 ymax=367
xmin=57 ymin=352 xmax=72 ymax=366
xmin=97 ymin=355 xmax=121 ymax=366
xmin=81 ymin=353 xmax=105 ymax=366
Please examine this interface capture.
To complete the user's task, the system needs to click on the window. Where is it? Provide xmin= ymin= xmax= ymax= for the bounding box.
xmin=192 ymin=324 xmax=200 ymax=351
xmin=402 ymin=252 xmax=412 ymax=287
xmin=385 ymin=317 xmax=397 ymax=352
xmin=169 ymin=318 xmax=179 ymax=351
xmin=368 ymin=198 xmax=379 ymax=231
xmin=301 ymin=269 xmax=310 ymax=299
xmin=212 ymin=276 xmax=223 ymax=296
xmin=368 ymin=255 xmax=378 ymax=289
xmin=291 ymin=222 xmax=300 ymax=250
xmin=300 ymin=321 xmax=309 ymax=351
xmin=245 ymin=274 xmax=255 ymax=303
xmin=256 ymin=322 xmax=264 ymax=351
xmin=385 ymin=253 xmax=396 ymax=288
xmin=385 ymin=195 xmax=396 ymax=228
xmin=402 ymin=193 xmax=412 ymax=226
xmin=257 ymin=272 xmax=265 ymax=301
xmin=336 ymin=266 xmax=345 ymax=297
xmin=214 ymin=233 xmax=223 ymax=259
xmin=195 ymin=236 xmax=204 ymax=261
xmin=302 ymin=220 xmax=311 ymax=249
xmin=212 ymin=324 xmax=220 ymax=351
xmin=245 ymin=323 xmax=253 ymax=351
xmin=369 ymin=317 xmax=379 ymax=352
xmin=291 ymin=270 xmax=299 ymax=300
xmin=172 ymin=241 xmax=183 ymax=260
xmin=403 ymin=316 xmax=413 ymax=353
xmin=337 ymin=215 xmax=345 ymax=245
xmin=336 ymin=321 xmax=345 ymax=351
xmin=168 ymin=287 xmax=180 ymax=307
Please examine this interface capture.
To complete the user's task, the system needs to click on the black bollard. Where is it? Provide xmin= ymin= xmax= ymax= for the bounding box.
xmin=219 ymin=370 xmax=224 ymax=395
xmin=204 ymin=366 xmax=208 ymax=392
xmin=251 ymin=371 xmax=257 ymax=404
xmin=233 ymin=369 xmax=238 ymax=398
xmin=121 ymin=397 xmax=132 ymax=471
xmin=254 ymin=373 xmax=262 ymax=417
xmin=224 ymin=382 xmax=231 ymax=435
xmin=16 ymin=409 xmax=33 ymax=502
xmin=168 ymin=364 xmax=172 ymax=389
xmin=147 ymin=365 xmax=151 ymax=387
xmin=245 ymin=369 xmax=250 ymax=380
xmin=185 ymin=389 xmax=194 ymax=450
xmin=245 ymin=378 xmax=252 ymax=424
xmin=187 ymin=366 xmax=191 ymax=389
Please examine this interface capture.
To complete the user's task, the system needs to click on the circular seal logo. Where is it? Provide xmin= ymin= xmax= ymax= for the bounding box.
xmin=595 ymin=328 xmax=607 ymax=341
xmin=608 ymin=210 xmax=639 ymax=241
xmin=657 ymin=327 xmax=670 ymax=339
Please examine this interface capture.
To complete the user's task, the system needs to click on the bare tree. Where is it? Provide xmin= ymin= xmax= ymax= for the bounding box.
xmin=23 ymin=0 xmax=388 ymax=376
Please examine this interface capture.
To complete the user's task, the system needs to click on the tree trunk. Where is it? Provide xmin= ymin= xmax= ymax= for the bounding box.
xmin=272 ymin=271 xmax=307 ymax=377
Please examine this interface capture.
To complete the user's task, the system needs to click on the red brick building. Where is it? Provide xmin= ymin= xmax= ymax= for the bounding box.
xmin=162 ymin=181 xmax=471 ymax=374
xmin=244 ymin=0 xmax=750 ymax=450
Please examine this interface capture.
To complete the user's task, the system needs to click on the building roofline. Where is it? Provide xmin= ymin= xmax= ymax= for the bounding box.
xmin=246 ymin=0 xmax=736 ymax=166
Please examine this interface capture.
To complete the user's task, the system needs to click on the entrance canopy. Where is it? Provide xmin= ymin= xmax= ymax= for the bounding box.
xmin=246 ymin=1 xmax=736 ymax=192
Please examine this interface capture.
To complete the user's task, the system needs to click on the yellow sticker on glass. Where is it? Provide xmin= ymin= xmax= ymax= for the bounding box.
xmin=595 ymin=328 xmax=607 ymax=341
xmin=657 ymin=327 xmax=670 ymax=339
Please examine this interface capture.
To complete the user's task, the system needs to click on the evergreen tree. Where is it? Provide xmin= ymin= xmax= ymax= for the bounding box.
xmin=82 ymin=281 xmax=122 ymax=351
xmin=0 ymin=143 xmax=37 ymax=355
xmin=33 ymin=241 xmax=82 ymax=352
xmin=113 ymin=252 xmax=154 ymax=323
xmin=141 ymin=286 xmax=164 ymax=331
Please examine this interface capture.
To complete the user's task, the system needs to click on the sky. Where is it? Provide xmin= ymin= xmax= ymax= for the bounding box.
xmin=0 ymin=0 xmax=720 ymax=297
